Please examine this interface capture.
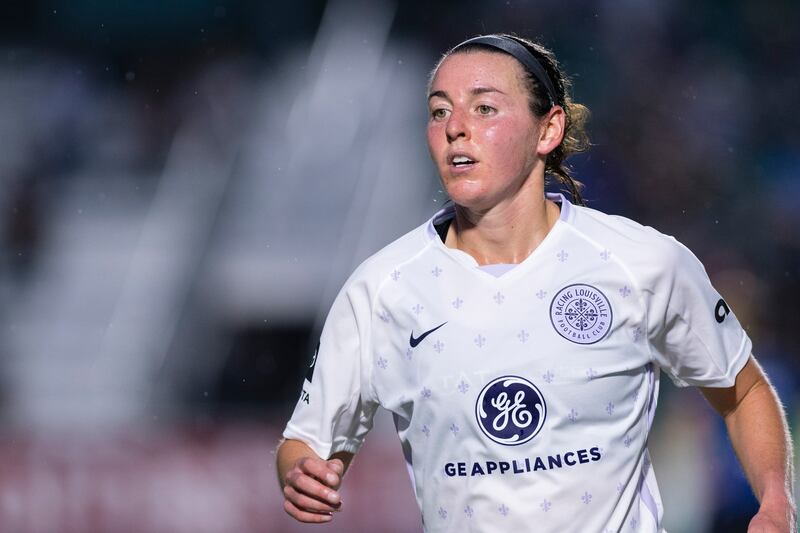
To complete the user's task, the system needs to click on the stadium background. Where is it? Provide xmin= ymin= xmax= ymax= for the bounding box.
xmin=1 ymin=0 xmax=797 ymax=531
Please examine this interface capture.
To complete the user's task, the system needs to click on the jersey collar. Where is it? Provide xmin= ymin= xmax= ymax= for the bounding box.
xmin=426 ymin=192 xmax=573 ymax=241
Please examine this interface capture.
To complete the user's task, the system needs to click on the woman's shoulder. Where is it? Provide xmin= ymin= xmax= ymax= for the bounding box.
xmin=567 ymin=202 xmax=696 ymax=271
xmin=340 ymin=216 xmax=439 ymax=291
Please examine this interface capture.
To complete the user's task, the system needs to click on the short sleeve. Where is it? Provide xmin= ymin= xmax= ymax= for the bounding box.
xmin=282 ymin=277 xmax=379 ymax=459
xmin=645 ymin=237 xmax=752 ymax=388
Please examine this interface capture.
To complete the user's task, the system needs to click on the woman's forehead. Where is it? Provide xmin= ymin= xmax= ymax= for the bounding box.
xmin=430 ymin=51 xmax=527 ymax=95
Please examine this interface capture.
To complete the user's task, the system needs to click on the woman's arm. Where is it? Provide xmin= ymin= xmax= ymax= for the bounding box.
xmin=276 ymin=438 xmax=355 ymax=523
xmin=700 ymin=356 xmax=796 ymax=532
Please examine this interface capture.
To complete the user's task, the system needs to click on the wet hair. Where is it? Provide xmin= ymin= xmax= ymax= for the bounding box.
xmin=429 ymin=33 xmax=590 ymax=205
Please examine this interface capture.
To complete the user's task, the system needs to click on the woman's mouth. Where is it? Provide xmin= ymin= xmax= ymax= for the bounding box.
xmin=450 ymin=155 xmax=477 ymax=171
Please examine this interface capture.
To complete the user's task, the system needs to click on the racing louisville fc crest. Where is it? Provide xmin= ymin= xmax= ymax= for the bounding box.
xmin=549 ymin=284 xmax=613 ymax=344
xmin=475 ymin=376 xmax=547 ymax=446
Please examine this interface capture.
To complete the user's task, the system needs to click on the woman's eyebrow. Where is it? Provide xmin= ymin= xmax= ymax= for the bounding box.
xmin=471 ymin=86 xmax=505 ymax=96
xmin=428 ymin=90 xmax=449 ymax=101
xmin=428 ymin=86 xmax=505 ymax=101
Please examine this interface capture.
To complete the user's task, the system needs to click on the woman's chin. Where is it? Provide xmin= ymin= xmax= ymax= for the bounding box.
xmin=445 ymin=191 xmax=496 ymax=212
xmin=442 ymin=170 xmax=529 ymax=212
xmin=443 ymin=179 xmax=489 ymax=205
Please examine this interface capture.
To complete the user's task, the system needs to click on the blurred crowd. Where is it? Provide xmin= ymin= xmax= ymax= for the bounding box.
xmin=0 ymin=1 xmax=797 ymax=531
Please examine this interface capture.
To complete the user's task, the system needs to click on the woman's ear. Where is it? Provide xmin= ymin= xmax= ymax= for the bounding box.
xmin=536 ymin=106 xmax=566 ymax=156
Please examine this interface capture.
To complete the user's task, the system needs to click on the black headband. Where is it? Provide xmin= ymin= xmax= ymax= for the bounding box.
xmin=451 ymin=35 xmax=558 ymax=108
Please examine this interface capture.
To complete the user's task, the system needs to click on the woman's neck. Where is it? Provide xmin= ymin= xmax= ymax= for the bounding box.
xmin=445 ymin=185 xmax=561 ymax=266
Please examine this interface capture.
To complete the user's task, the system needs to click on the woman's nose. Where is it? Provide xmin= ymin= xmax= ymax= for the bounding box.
xmin=445 ymin=109 xmax=469 ymax=143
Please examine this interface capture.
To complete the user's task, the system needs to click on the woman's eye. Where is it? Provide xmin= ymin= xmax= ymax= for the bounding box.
xmin=477 ymin=105 xmax=495 ymax=115
xmin=431 ymin=108 xmax=448 ymax=120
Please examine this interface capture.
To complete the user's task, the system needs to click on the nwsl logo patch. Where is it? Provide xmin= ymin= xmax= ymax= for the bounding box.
xmin=475 ymin=376 xmax=546 ymax=446
xmin=549 ymin=284 xmax=612 ymax=344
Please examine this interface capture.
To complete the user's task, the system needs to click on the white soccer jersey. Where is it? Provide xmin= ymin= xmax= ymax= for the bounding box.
xmin=283 ymin=193 xmax=751 ymax=533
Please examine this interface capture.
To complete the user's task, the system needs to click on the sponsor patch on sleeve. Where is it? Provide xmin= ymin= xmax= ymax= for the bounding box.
xmin=305 ymin=340 xmax=319 ymax=383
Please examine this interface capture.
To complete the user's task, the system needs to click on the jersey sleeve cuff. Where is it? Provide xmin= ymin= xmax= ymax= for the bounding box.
xmin=671 ymin=332 xmax=752 ymax=389
xmin=282 ymin=423 xmax=333 ymax=460
xmin=706 ymin=333 xmax=752 ymax=388
xmin=282 ymin=423 xmax=365 ymax=460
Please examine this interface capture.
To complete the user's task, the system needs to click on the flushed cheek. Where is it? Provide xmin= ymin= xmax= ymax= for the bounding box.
xmin=485 ymin=128 xmax=532 ymax=173
xmin=482 ymin=123 xmax=503 ymax=142
xmin=481 ymin=125 xmax=516 ymax=158
xmin=426 ymin=126 xmax=447 ymax=162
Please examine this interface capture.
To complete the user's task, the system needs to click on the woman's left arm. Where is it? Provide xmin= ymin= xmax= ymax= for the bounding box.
xmin=700 ymin=355 xmax=797 ymax=533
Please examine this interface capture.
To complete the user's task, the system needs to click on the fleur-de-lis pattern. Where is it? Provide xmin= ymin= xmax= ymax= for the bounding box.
xmin=316 ymin=204 xmax=714 ymax=531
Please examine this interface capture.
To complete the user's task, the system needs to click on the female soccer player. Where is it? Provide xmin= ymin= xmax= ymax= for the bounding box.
xmin=277 ymin=34 xmax=795 ymax=532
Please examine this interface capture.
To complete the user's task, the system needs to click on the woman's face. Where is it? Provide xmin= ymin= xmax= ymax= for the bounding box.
xmin=426 ymin=51 xmax=543 ymax=212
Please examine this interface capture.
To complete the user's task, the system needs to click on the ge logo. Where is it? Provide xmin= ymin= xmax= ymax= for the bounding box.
xmin=475 ymin=376 xmax=546 ymax=446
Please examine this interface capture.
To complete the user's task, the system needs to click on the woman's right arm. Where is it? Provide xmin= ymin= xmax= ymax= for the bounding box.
xmin=277 ymin=438 xmax=355 ymax=523
xmin=278 ymin=275 xmax=373 ymax=523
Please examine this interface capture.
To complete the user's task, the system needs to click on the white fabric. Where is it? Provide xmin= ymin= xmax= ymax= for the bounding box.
xmin=283 ymin=194 xmax=751 ymax=532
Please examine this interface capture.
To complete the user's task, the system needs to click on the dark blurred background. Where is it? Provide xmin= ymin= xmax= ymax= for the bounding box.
xmin=0 ymin=1 xmax=797 ymax=531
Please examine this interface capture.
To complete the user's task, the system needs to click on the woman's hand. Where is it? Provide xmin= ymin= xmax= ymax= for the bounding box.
xmin=277 ymin=439 xmax=353 ymax=523
xmin=282 ymin=456 xmax=344 ymax=523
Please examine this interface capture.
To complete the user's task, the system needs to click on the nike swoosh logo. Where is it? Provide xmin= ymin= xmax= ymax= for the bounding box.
xmin=409 ymin=322 xmax=447 ymax=348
